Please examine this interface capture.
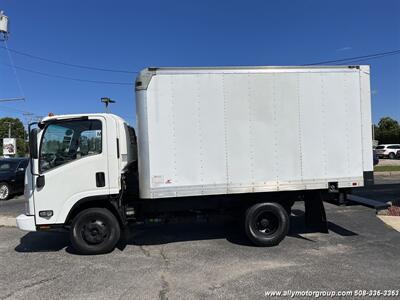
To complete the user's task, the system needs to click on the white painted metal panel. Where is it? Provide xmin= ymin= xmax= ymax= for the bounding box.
xmin=274 ymin=73 xmax=302 ymax=184
xmin=298 ymin=73 xmax=325 ymax=181
xmin=360 ymin=66 xmax=373 ymax=172
xmin=196 ymin=74 xmax=227 ymax=189
xmin=324 ymin=73 xmax=353 ymax=179
xmin=223 ymin=74 xmax=252 ymax=187
xmin=146 ymin=76 xmax=176 ymax=191
xmin=248 ymin=74 xmax=276 ymax=186
xmin=136 ymin=66 xmax=371 ymax=199
xmin=344 ymin=72 xmax=364 ymax=177
xmin=136 ymin=91 xmax=151 ymax=197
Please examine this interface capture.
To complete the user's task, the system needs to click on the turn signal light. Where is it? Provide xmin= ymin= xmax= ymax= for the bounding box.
xmin=39 ymin=210 xmax=53 ymax=218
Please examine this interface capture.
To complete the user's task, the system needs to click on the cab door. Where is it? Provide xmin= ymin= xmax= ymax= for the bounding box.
xmin=33 ymin=117 xmax=109 ymax=225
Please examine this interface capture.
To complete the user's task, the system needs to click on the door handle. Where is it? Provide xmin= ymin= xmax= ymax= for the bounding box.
xmin=96 ymin=172 xmax=105 ymax=187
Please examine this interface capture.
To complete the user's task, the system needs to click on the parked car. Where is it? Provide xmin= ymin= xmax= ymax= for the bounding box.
xmin=396 ymin=150 xmax=400 ymax=159
xmin=375 ymin=144 xmax=400 ymax=159
xmin=0 ymin=158 xmax=28 ymax=200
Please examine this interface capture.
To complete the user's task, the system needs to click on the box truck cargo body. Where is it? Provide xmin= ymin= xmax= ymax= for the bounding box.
xmin=17 ymin=66 xmax=373 ymax=254
xmin=136 ymin=66 xmax=373 ymax=198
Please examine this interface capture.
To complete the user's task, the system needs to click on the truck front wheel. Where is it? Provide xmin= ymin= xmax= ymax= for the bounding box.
xmin=70 ymin=208 xmax=121 ymax=255
xmin=244 ymin=202 xmax=289 ymax=246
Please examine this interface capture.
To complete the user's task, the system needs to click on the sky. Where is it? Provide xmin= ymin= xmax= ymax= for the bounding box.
xmin=0 ymin=0 xmax=399 ymax=126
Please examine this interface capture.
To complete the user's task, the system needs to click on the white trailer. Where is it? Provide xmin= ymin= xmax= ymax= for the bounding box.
xmin=17 ymin=66 xmax=373 ymax=254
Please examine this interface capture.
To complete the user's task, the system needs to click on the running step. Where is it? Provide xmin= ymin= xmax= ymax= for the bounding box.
xmin=347 ymin=195 xmax=390 ymax=210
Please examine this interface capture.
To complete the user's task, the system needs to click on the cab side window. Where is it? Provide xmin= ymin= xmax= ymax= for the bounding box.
xmin=39 ymin=120 xmax=102 ymax=172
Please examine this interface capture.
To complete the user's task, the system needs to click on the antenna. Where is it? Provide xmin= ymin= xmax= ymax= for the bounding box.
xmin=0 ymin=10 xmax=9 ymax=41
xmin=101 ymin=97 xmax=116 ymax=113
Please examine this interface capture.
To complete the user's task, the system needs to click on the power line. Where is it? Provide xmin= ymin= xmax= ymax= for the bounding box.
xmin=304 ymin=49 xmax=400 ymax=65
xmin=0 ymin=62 xmax=133 ymax=86
xmin=0 ymin=45 xmax=139 ymax=74
xmin=0 ymin=97 xmax=25 ymax=102
xmin=3 ymin=40 xmax=25 ymax=97
xmin=1 ymin=47 xmax=399 ymax=87
xmin=332 ymin=51 xmax=400 ymax=65
xmin=0 ymin=104 xmax=40 ymax=116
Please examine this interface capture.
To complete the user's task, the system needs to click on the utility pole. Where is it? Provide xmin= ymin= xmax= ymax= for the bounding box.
xmin=23 ymin=112 xmax=34 ymax=142
xmin=1 ymin=10 xmax=26 ymax=101
xmin=101 ymin=97 xmax=116 ymax=113
xmin=4 ymin=121 xmax=12 ymax=138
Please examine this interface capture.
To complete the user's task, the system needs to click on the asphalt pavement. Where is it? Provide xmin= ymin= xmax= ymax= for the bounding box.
xmin=0 ymin=174 xmax=399 ymax=299
xmin=1 ymin=202 xmax=400 ymax=299
xmin=0 ymin=195 xmax=25 ymax=218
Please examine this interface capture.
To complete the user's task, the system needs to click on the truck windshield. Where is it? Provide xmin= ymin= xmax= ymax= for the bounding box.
xmin=39 ymin=119 xmax=102 ymax=172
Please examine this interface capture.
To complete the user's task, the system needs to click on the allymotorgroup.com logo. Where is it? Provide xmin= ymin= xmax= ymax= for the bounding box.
xmin=264 ymin=290 xmax=400 ymax=298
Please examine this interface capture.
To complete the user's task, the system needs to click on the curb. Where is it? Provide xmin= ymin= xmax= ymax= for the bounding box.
xmin=0 ymin=216 xmax=16 ymax=227
xmin=377 ymin=215 xmax=400 ymax=232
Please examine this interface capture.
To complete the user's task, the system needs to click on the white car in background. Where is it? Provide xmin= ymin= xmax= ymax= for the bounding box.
xmin=375 ymin=144 xmax=400 ymax=159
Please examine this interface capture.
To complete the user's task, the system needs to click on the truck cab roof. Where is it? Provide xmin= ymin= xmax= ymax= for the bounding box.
xmin=39 ymin=113 xmax=129 ymax=127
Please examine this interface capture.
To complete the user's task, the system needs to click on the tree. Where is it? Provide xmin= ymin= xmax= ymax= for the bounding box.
xmin=0 ymin=117 xmax=28 ymax=157
xmin=375 ymin=117 xmax=400 ymax=144
xmin=378 ymin=117 xmax=399 ymax=131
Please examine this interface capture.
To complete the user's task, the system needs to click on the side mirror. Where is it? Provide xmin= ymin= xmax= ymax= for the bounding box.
xmin=36 ymin=175 xmax=45 ymax=188
xmin=29 ymin=128 xmax=39 ymax=159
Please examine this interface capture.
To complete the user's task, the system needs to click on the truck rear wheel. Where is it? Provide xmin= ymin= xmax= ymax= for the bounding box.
xmin=244 ymin=202 xmax=289 ymax=246
xmin=70 ymin=208 xmax=121 ymax=255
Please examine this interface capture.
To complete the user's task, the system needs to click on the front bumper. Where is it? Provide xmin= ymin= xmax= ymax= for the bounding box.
xmin=16 ymin=214 xmax=36 ymax=232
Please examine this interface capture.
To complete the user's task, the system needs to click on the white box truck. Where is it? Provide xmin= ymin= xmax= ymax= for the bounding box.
xmin=17 ymin=66 xmax=373 ymax=254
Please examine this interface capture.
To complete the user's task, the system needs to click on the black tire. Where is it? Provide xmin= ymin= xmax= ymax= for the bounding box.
xmin=388 ymin=152 xmax=395 ymax=159
xmin=70 ymin=208 xmax=121 ymax=255
xmin=0 ymin=182 xmax=10 ymax=201
xmin=244 ymin=202 xmax=289 ymax=246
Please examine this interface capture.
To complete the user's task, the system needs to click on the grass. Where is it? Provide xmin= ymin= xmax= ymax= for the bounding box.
xmin=374 ymin=165 xmax=400 ymax=172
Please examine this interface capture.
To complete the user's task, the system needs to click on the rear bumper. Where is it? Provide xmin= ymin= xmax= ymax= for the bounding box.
xmin=16 ymin=214 xmax=36 ymax=232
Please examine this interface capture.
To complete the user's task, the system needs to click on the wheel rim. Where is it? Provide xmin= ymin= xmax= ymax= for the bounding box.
xmin=80 ymin=219 xmax=110 ymax=245
xmin=0 ymin=185 xmax=9 ymax=200
xmin=253 ymin=211 xmax=279 ymax=236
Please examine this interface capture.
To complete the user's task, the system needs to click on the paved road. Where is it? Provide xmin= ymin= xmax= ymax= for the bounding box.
xmin=1 ymin=201 xmax=399 ymax=299
xmin=0 ymin=195 xmax=25 ymax=218
xmin=378 ymin=158 xmax=400 ymax=166
xmin=374 ymin=173 xmax=400 ymax=185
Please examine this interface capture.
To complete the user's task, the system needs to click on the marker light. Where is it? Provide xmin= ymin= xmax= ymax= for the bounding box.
xmin=39 ymin=210 xmax=53 ymax=218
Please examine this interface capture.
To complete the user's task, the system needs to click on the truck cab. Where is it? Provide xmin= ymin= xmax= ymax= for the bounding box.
xmin=17 ymin=114 xmax=137 ymax=253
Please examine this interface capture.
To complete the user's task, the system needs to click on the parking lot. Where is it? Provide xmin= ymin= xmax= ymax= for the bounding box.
xmin=0 ymin=174 xmax=399 ymax=299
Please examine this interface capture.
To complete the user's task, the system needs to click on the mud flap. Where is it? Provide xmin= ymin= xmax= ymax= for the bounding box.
xmin=304 ymin=192 xmax=328 ymax=233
